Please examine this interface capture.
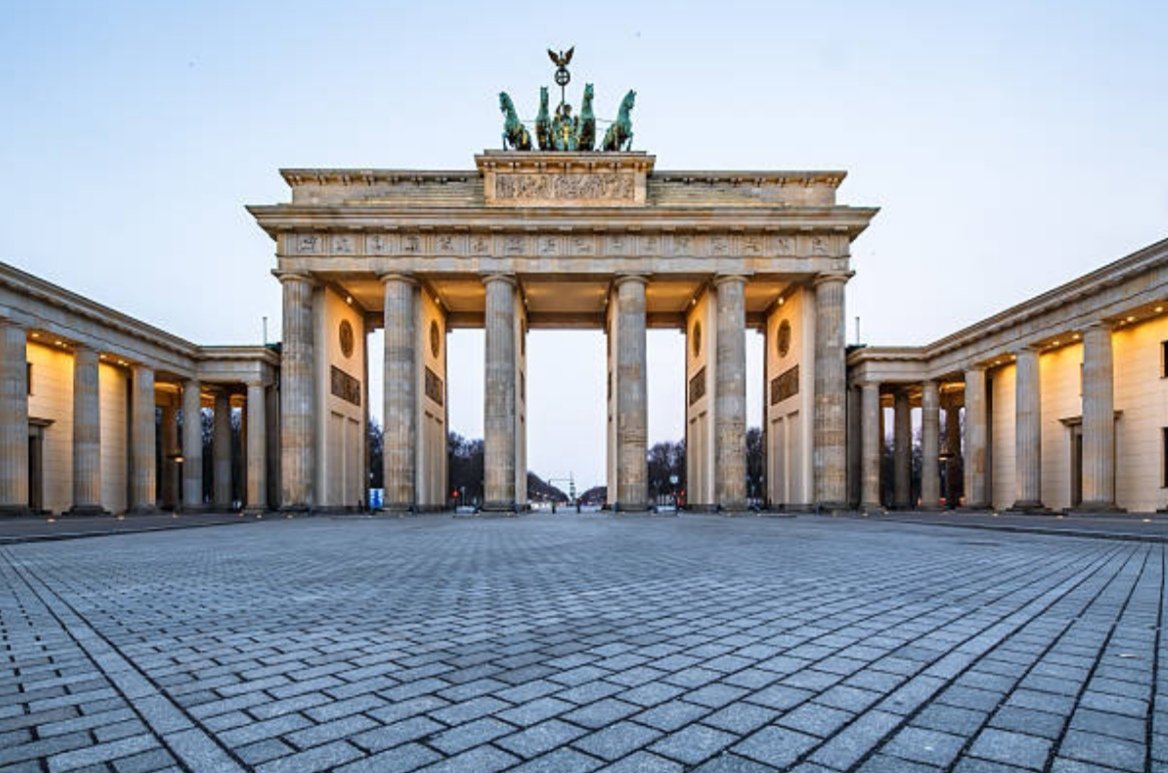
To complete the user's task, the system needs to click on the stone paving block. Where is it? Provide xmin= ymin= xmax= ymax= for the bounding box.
xmin=777 ymin=701 xmax=854 ymax=737
xmin=619 ymin=681 xmax=686 ymax=707
xmin=510 ymin=747 xmax=601 ymax=773
xmin=745 ymin=682 xmax=813 ymax=710
xmin=968 ymin=727 xmax=1052 ymax=770
xmin=701 ymin=701 xmax=779 ymax=735
xmin=562 ymin=697 xmax=640 ymax=728
xmin=497 ymin=717 xmax=588 ymax=759
xmin=1068 ymin=706 xmax=1146 ymax=742
xmin=367 ymin=694 xmax=449 ymax=725
xmin=419 ymin=743 xmax=519 ymax=772
xmin=110 ymin=748 xmax=178 ymax=773
xmin=604 ymin=750 xmax=685 ymax=772
xmin=218 ymin=713 xmax=313 ymax=747
xmin=572 ymin=719 xmax=663 ymax=761
xmin=1056 ymin=728 xmax=1146 ymax=771
xmin=428 ymin=695 xmax=510 ymax=725
xmin=883 ymin=725 xmax=969 ymax=767
xmin=46 ymin=733 xmax=158 ymax=773
xmin=649 ymin=723 xmax=737 ymax=766
xmin=496 ymin=695 xmax=573 ymax=727
xmin=428 ymin=715 xmax=514 ymax=754
xmin=732 ymin=725 xmax=819 ymax=768
xmin=253 ymin=740 xmax=363 ymax=773
xmin=335 ymin=742 xmax=441 ymax=773
xmin=689 ymin=753 xmax=774 ymax=772
xmin=635 ymin=699 xmax=710 ymax=732
xmin=285 ymin=714 xmax=378 ymax=750
xmin=235 ymin=738 xmax=296 ymax=766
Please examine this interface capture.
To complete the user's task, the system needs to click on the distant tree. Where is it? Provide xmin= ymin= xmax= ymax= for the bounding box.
xmin=578 ymin=485 xmax=606 ymax=506
xmin=448 ymin=432 xmax=484 ymax=505
xmin=527 ymin=472 xmax=568 ymax=503
xmin=647 ymin=439 xmax=686 ymax=504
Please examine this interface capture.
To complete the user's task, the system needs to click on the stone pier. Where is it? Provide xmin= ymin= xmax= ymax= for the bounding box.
xmin=483 ymin=275 xmax=517 ymax=511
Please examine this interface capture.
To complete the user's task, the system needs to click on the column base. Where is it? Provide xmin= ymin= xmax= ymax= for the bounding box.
xmin=1070 ymin=501 xmax=1126 ymax=514
xmin=481 ymin=501 xmax=520 ymax=514
xmin=860 ymin=503 xmax=885 ymax=515
xmin=716 ymin=502 xmax=748 ymax=514
xmin=0 ymin=504 xmax=34 ymax=517
xmin=243 ymin=506 xmax=268 ymax=516
xmin=961 ymin=503 xmax=993 ymax=512
xmin=814 ymin=501 xmax=851 ymax=514
xmin=613 ymin=502 xmax=651 ymax=513
xmin=66 ymin=505 xmax=109 ymax=517
xmin=1006 ymin=501 xmax=1050 ymax=514
xmin=127 ymin=505 xmax=157 ymax=515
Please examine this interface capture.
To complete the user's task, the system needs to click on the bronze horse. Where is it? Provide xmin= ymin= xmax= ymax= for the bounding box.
xmin=499 ymin=92 xmax=532 ymax=151
xmin=601 ymin=89 xmax=635 ymax=152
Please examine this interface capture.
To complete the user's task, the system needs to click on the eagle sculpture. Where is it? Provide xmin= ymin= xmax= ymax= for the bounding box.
xmin=548 ymin=47 xmax=574 ymax=68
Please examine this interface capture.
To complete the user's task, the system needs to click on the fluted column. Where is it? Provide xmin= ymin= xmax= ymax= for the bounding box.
xmin=181 ymin=380 xmax=203 ymax=509
xmin=893 ymin=388 xmax=912 ymax=509
xmin=160 ymin=404 xmax=178 ymax=509
xmin=1012 ymin=347 xmax=1044 ymax=510
xmin=129 ymin=364 xmax=156 ymax=513
xmin=860 ymin=382 xmax=881 ymax=510
xmin=280 ymin=274 xmax=315 ymax=510
xmin=213 ymin=391 xmax=232 ymax=509
xmin=813 ymin=272 xmax=849 ymax=508
xmin=245 ymin=381 xmax=267 ymax=512
xmin=483 ymin=274 xmax=517 ymax=511
xmin=382 ymin=274 xmax=418 ymax=511
xmin=945 ymin=399 xmax=961 ymax=507
xmin=1080 ymin=323 xmax=1119 ymax=510
xmin=0 ymin=321 xmax=29 ymax=514
xmin=963 ymin=366 xmax=989 ymax=508
xmin=920 ymin=381 xmax=941 ymax=509
xmin=615 ymin=275 xmax=648 ymax=510
xmin=714 ymin=275 xmax=747 ymax=511
xmin=70 ymin=345 xmax=104 ymax=514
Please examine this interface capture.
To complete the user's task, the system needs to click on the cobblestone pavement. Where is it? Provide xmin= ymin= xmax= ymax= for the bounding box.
xmin=1 ymin=513 xmax=1165 ymax=772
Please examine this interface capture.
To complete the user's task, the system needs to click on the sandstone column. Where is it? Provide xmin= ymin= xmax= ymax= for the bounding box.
xmin=1012 ymin=347 xmax=1044 ymax=510
xmin=280 ymin=273 xmax=315 ymax=510
xmin=615 ymin=275 xmax=648 ymax=510
xmin=382 ymin=274 xmax=418 ymax=511
xmin=714 ymin=275 xmax=747 ymax=511
xmin=813 ymin=272 xmax=849 ymax=509
xmin=483 ymin=274 xmax=517 ymax=511
xmin=129 ymin=364 xmax=156 ymax=513
xmin=246 ymin=381 xmax=267 ymax=512
xmin=920 ymin=381 xmax=940 ymax=509
xmin=0 ymin=321 xmax=29 ymax=514
xmin=160 ymin=403 xmax=178 ymax=509
xmin=945 ymin=399 xmax=961 ymax=506
xmin=963 ymin=366 xmax=989 ymax=508
xmin=181 ymin=379 xmax=203 ymax=509
xmin=1080 ymin=322 xmax=1118 ymax=510
xmin=70 ymin=345 xmax=104 ymax=514
xmin=893 ymin=388 xmax=912 ymax=509
xmin=860 ymin=381 xmax=881 ymax=510
xmin=213 ymin=391 xmax=232 ymax=509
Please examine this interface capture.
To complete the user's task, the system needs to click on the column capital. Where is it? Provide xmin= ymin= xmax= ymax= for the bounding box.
xmin=379 ymin=272 xmax=418 ymax=286
xmin=711 ymin=273 xmax=747 ymax=288
xmin=1084 ymin=319 xmax=1115 ymax=333
xmin=613 ymin=273 xmax=649 ymax=288
xmin=274 ymin=271 xmax=317 ymax=287
xmin=813 ymin=270 xmax=854 ymax=288
xmin=481 ymin=273 xmax=517 ymax=288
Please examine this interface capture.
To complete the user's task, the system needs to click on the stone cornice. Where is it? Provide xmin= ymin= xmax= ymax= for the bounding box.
xmin=847 ymin=235 xmax=1168 ymax=378
xmin=0 ymin=262 xmax=279 ymax=378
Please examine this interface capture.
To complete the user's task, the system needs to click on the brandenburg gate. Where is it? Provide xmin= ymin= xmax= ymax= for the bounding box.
xmin=248 ymin=154 xmax=875 ymax=512
xmin=247 ymin=68 xmax=876 ymax=513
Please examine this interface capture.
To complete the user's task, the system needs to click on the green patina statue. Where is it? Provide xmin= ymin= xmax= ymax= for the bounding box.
xmin=499 ymin=92 xmax=532 ymax=151
xmin=552 ymin=101 xmax=579 ymax=151
xmin=535 ymin=87 xmax=552 ymax=151
xmin=577 ymin=83 xmax=596 ymax=151
xmin=601 ymin=89 xmax=636 ymax=152
xmin=498 ymin=50 xmax=633 ymax=152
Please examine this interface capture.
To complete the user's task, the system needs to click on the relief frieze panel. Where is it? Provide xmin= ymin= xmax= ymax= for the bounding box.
xmin=493 ymin=172 xmax=636 ymax=204
xmin=283 ymin=230 xmax=846 ymax=259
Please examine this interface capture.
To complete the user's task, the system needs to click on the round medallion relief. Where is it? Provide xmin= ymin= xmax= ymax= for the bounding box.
xmin=430 ymin=320 xmax=440 ymax=358
xmin=777 ymin=319 xmax=792 ymax=358
xmin=692 ymin=321 xmax=702 ymax=357
xmin=339 ymin=319 xmax=355 ymax=359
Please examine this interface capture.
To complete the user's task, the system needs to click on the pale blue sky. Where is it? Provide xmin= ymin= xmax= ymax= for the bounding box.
xmin=3 ymin=1 xmax=1165 ymax=489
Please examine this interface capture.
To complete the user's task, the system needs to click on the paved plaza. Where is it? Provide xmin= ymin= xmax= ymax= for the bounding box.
xmin=1 ymin=514 xmax=1165 ymax=772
